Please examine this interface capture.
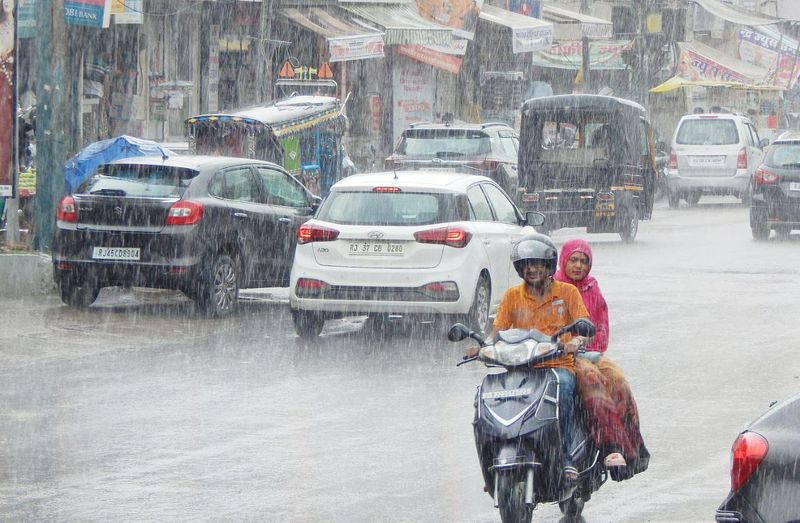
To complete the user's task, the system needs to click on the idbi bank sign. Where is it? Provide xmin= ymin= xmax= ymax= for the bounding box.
xmin=65 ymin=0 xmax=112 ymax=28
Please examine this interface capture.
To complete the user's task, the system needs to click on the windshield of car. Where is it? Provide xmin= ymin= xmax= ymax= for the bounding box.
xmin=676 ymin=119 xmax=739 ymax=145
xmin=766 ymin=142 xmax=800 ymax=167
xmin=316 ymin=191 xmax=462 ymax=226
xmin=396 ymin=129 xmax=492 ymax=157
xmin=78 ymin=164 xmax=200 ymax=198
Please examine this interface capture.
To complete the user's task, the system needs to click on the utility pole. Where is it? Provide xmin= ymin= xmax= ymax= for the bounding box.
xmin=254 ymin=0 xmax=275 ymax=104
xmin=34 ymin=0 xmax=67 ymax=252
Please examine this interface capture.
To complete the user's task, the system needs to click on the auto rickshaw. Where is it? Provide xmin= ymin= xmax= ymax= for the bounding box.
xmin=518 ymin=94 xmax=658 ymax=242
xmin=185 ymin=94 xmax=348 ymax=197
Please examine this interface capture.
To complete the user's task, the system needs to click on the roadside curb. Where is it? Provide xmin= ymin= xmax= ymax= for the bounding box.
xmin=0 ymin=253 xmax=56 ymax=297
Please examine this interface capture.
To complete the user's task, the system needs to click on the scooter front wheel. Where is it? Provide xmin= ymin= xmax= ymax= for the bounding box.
xmin=496 ymin=472 xmax=532 ymax=523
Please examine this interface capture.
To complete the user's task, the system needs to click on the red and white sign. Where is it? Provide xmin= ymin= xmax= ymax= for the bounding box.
xmin=393 ymin=59 xmax=435 ymax=145
xmin=328 ymin=34 xmax=385 ymax=63
xmin=397 ymin=39 xmax=468 ymax=75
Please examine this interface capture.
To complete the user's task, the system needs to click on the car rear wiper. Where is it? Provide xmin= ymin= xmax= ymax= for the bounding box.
xmin=89 ymin=188 xmax=127 ymax=196
xmin=778 ymin=162 xmax=800 ymax=168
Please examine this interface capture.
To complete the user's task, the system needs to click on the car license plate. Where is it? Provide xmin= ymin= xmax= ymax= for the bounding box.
xmin=688 ymin=155 xmax=725 ymax=167
xmin=348 ymin=241 xmax=404 ymax=256
xmin=790 ymin=182 xmax=800 ymax=192
xmin=92 ymin=246 xmax=141 ymax=260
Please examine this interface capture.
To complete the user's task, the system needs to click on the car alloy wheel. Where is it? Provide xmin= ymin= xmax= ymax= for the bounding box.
xmin=199 ymin=255 xmax=239 ymax=317
xmin=466 ymin=276 xmax=491 ymax=336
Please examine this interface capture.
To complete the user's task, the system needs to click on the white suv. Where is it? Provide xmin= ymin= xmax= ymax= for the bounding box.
xmin=288 ymin=171 xmax=543 ymax=338
xmin=666 ymin=113 xmax=767 ymax=207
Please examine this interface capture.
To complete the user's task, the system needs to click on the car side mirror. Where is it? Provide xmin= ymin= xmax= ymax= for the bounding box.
xmin=759 ymin=138 xmax=770 ymax=148
xmin=525 ymin=211 xmax=545 ymax=227
xmin=310 ymin=195 xmax=323 ymax=212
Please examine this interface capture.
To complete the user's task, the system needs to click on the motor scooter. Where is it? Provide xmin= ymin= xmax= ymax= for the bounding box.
xmin=449 ymin=319 xmax=607 ymax=523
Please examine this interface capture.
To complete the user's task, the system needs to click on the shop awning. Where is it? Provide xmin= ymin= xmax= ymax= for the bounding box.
xmin=479 ymin=5 xmax=554 ymax=53
xmin=540 ymin=3 xmax=613 ymax=40
xmin=650 ymin=75 xmax=784 ymax=93
xmin=677 ymin=40 xmax=772 ymax=85
xmin=281 ymin=7 xmax=385 ymax=62
xmin=341 ymin=3 xmax=452 ymax=46
xmin=693 ymin=0 xmax=780 ymax=27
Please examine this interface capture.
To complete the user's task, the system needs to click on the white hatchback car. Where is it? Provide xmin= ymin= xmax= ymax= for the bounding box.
xmin=667 ymin=113 xmax=767 ymax=207
xmin=289 ymin=171 xmax=544 ymax=338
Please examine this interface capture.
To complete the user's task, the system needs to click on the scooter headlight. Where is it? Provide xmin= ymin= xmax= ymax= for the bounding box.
xmin=482 ymin=340 xmax=554 ymax=366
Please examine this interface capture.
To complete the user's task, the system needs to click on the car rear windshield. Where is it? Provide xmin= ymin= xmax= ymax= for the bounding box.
xmin=766 ymin=142 xmax=800 ymax=167
xmin=396 ymin=129 xmax=492 ymax=158
xmin=676 ymin=119 xmax=739 ymax=145
xmin=78 ymin=164 xmax=200 ymax=198
xmin=316 ymin=191 xmax=464 ymax=226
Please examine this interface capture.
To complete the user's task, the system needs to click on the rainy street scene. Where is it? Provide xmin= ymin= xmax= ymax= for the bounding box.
xmin=2 ymin=0 xmax=800 ymax=521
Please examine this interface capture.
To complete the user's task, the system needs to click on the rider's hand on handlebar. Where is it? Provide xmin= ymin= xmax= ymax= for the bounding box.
xmin=465 ymin=345 xmax=480 ymax=359
xmin=564 ymin=337 xmax=585 ymax=354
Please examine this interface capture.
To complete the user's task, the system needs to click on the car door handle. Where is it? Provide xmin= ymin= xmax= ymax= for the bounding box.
xmin=482 ymin=239 xmax=491 ymax=245
xmin=233 ymin=212 xmax=248 ymax=220
xmin=278 ymin=217 xmax=292 ymax=225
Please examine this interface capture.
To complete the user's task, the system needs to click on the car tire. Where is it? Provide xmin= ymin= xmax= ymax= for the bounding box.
xmin=685 ymin=191 xmax=701 ymax=206
xmin=618 ymin=204 xmax=639 ymax=243
xmin=463 ymin=275 xmax=491 ymax=336
xmin=292 ymin=310 xmax=325 ymax=338
xmin=58 ymin=279 xmax=100 ymax=308
xmin=667 ymin=191 xmax=680 ymax=209
xmin=197 ymin=254 xmax=239 ymax=317
xmin=750 ymin=207 xmax=770 ymax=241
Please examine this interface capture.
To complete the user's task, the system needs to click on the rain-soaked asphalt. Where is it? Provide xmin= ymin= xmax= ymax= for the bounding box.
xmin=1 ymin=197 xmax=799 ymax=522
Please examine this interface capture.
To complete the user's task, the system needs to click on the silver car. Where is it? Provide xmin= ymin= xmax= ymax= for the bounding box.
xmin=666 ymin=113 xmax=768 ymax=207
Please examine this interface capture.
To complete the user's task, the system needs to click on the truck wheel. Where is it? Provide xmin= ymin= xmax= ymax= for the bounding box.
xmin=685 ymin=191 xmax=701 ymax=206
xmin=618 ymin=205 xmax=639 ymax=242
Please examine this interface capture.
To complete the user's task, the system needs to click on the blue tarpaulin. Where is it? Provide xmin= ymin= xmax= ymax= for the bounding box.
xmin=64 ymin=135 xmax=176 ymax=193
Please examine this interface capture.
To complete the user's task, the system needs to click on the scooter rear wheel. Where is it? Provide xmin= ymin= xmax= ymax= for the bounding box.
xmin=497 ymin=472 xmax=532 ymax=523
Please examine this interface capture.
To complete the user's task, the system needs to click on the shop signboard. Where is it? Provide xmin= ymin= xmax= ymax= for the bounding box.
xmin=64 ymin=0 xmax=112 ymax=28
xmin=531 ymin=40 xmax=631 ymax=70
xmin=738 ymin=28 xmax=800 ymax=88
xmin=416 ymin=0 xmax=483 ymax=40
xmin=392 ymin=59 xmax=435 ymax=145
xmin=328 ymin=34 xmax=385 ymax=62
xmin=512 ymin=25 xmax=552 ymax=54
xmin=0 ymin=0 xmax=14 ymax=197
xmin=397 ymin=39 xmax=467 ymax=75
xmin=678 ymin=47 xmax=752 ymax=84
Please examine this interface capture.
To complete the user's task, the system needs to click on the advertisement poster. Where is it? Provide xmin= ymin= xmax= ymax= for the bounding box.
xmin=111 ymin=0 xmax=142 ymax=24
xmin=0 ymin=0 xmax=15 ymax=196
xmin=397 ymin=38 xmax=467 ymax=75
xmin=393 ymin=59 xmax=434 ymax=145
xmin=531 ymin=40 xmax=631 ymax=70
xmin=328 ymin=34 xmax=385 ymax=62
xmin=64 ymin=0 xmax=112 ymax=28
xmin=416 ymin=0 xmax=483 ymax=40
xmin=738 ymin=28 xmax=800 ymax=88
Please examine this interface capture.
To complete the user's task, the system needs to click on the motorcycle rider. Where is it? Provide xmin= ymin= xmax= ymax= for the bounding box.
xmin=468 ymin=234 xmax=591 ymax=485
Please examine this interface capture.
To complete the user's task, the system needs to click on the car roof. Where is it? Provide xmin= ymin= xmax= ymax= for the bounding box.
xmin=404 ymin=122 xmax=514 ymax=132
xmin=106 ymin=155 xmax=281 ymax=171
xmin=679 ymin=113 xmax=748 ymax=122
xmin=330 ymin=171 xmax=494 ymax=193
xmin=773 ymin=130 xmax=800 ymax=143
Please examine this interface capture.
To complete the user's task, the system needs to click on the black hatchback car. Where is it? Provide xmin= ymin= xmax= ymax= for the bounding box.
xmin=383 ymin=122 xmax=520 ymax=200
xmin=53 ymin=155 xmax=319 ymax=315
xmin=715 ymin=391 xmax=800 ymax=522
xmin=750 ymin=131 xmax=800 ymax=240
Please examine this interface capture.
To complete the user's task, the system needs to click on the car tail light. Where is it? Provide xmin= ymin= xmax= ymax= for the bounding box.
xmin=165 ymin=200 xmax=204 ymax=225
xmin=372 ymin=186 xmax=402 ymax=193
xmin=297 ymin=223 xmax=339 ymax=244
xmin=754 ymin=167 xmax=779 ymax=185
xmin=474 ymin=159 xmax=501 ymax=172
xmin=414 ymin=226 xmax=472 ymax=248
xmin=56 ymin=261 xmax=72 ymax=270
xmin=730 ymin=432 xmax=768 ymax=492
xmin=421 ymin=281 xmax=459 ymax=300
xmin=669 ymin=149 xmax=678 ymax=170
xmin=737 ymin=148 xmax=748 ymax=170
xmin=57 ymin=195 xmax=77 ymax=222
xmin=295 ymin=277 xmax=329 ymax=297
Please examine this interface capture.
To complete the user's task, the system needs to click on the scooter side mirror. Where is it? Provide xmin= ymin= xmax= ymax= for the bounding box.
xmin=448 ymin=323 xmax=472 ymax=342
